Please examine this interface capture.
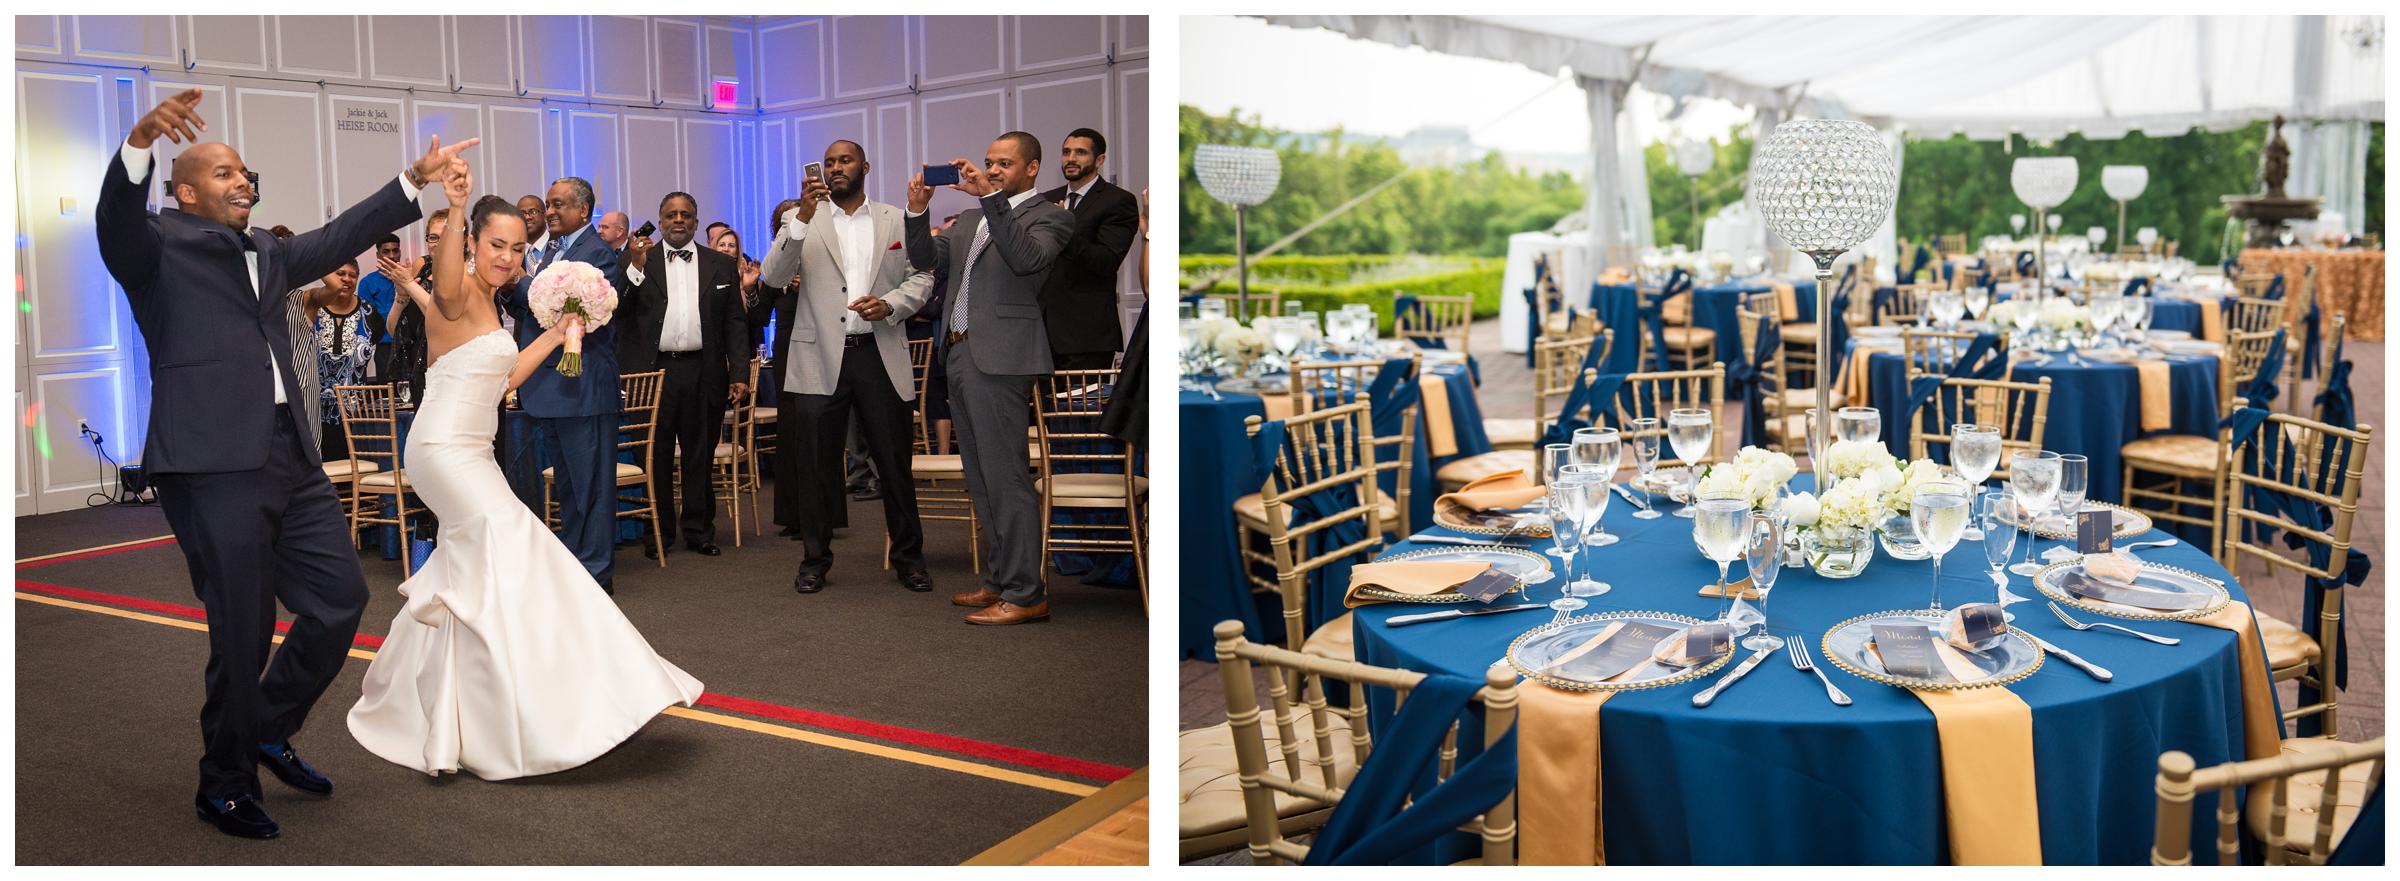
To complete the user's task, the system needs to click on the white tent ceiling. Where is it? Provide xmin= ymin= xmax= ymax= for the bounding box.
xmin=1259 ymin=15 xmax=2386 ymax=140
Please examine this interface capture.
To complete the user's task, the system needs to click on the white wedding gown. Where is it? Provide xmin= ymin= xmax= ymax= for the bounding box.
xmin=349 ymin=328 xmax=703 ymax=780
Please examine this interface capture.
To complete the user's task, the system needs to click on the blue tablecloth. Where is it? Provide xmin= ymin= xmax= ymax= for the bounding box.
xmin=1588 ymin=279 xmax=1821 ymax=373
xmin=1352 ymin=474 xmax=2267 ymax=864
xmin=1979 ymin=287 xmax=2205 ymax=337
xmin=1178 ymin=363 xmax=1489 ymax=658
xmin=1860 ymin=347 xmax=2220 ymax=504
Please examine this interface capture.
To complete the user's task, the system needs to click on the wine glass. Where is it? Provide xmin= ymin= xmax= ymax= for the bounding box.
xmin=1951 ymin=424 xmax=2002 ymax=538
xmin=1931 ymin=290 xmax=1966 ymax=327
xmin=1835 ymin=406 xmax=1881 ymax=446
xmin=2006 ymin=450 xmax=2061 ymax=576
xmin=1283 ymin=299 xmax=1303 ymax=319
xmin=1541 ymin=442 xmax=1574 ymax=487
xmin=1964 ymin=285 xmax=1992 ymax=322
xmin=1666 ymin=408 xmax=1714 ymax=519
xmin=1737 ymin=513 xmax=1785 ymax=650
xmin=1562 ymin=463 xmax=1614 ymax=597
xmin=1545 ymin=475 xmax=1591 ymax=620
xmin=2125 ymin=295 xmax=2153 ymax=336
xmin=1981 ymin=490 xmax=2024 ymax=618
xmin=2055 ymin=453 xmax=2090 ymax=560
xmin=1628 ymin=417 xmax=1664 ymax=519
xmin=1691 ymin=489 xmax=1751 ymax=620
xmin=1296 ymin=311 xmax=1323 ymax=357
xmin=1198 ymin=298 xmax=1227 ymax=322
xmin=1268 ymin=317 xmax=1302 ymax=372
xmin=1572 ymin=428 xmax=1623 ymax=548
xmin=1913 ymin=480 xmax=1972 ymax=611
xmin=1545 ymin=481 xmax=1582 ymax=565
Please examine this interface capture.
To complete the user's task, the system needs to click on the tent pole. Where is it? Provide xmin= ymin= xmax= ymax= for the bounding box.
xmin=1235 ymin=205 xmax=1249 ymax=318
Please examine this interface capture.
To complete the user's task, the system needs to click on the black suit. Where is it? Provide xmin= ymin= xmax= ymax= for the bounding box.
xmin=1036 ymin=177 xmax=1140 ymax=369
xmin=95 ymin=146 xmax=415 ymax=803
xmin=620 ymin=242 xmax=749 ymax=544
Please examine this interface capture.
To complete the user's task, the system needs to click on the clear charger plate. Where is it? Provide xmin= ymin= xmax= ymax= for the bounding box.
xmin=1431 ymin=504 xmax=1554 ymax=538
xmin=1507 ymin=611 xmax=1735 ymax=692
xmin=2033 ymin=558 xmax=2231 ymax=621
xmin=2019 ymin=501 xmax=2154 ymax=540
xmin=1820 ymin=610 xmax=2044 ymax=691
xmin=1213 ymin=376 xmax=1288 ymax=395
xmin=1362 ymin=545 xmax=1547 ymax=603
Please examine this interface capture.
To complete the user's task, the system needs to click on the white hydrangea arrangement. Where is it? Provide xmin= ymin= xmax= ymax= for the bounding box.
xmin=2038 ymin=297 xmax=2091 ymax=332
xmin=1986 ymin=299 xmax=2021 ymax=328
xmin=1818 ymin=439 xmax=1898 ymax=482
xmin=1695 ymin=446 xmax=1799 ymax=511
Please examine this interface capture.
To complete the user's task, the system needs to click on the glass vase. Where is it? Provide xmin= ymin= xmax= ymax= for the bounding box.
xmin=1877 ymin=512 xmax=1932 ymax=560
xmin=1806 ymin=526 xmax=1875 ymax=579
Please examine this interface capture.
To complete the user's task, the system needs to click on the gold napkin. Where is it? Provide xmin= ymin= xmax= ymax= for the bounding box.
xmin=2188 ymin=601 xmax=2283 ymax=761
xmin=1254 ymin=391 xmax=1295 ymax=422
xmin=1772 ymin=281 xmax=1800 ymax=323
xmin=2199 ymin=298 xmax=2226 ymax=343
xmin=1911 ymin=687 xmax=2044 ymax=865
xmin=1696 ymin=576 xmax=1763 ymax=601
xmin=1419 ymin=375 xmax=1458 ymax=458
xmin=1599 ymin=267 xmax=1633 ymax=285
xmin=1341 ymin=561 xmax=1491 ymax=607
xmin=1440 ymin=470 xmax=1545 ymax=513
xmin=2133 ymin=359 xmax=2173 ymax=432
xmin=1839 ymin=349 xmax=1874 ymax=407
xmin=1519 ymin=686 xmax=1615 ymax=865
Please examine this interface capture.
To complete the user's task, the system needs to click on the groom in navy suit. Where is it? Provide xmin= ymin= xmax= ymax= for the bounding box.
xmin=503 ymin=176 xmax=628 ymax=593
xmin=94 ymin=88 xmax=475 ymax=838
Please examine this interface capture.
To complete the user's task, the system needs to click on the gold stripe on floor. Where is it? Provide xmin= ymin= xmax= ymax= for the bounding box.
xmin=15 ymin=534 xmax=177 ymax=565
xmin=962 ymin=766 xmax=1150 ymax=865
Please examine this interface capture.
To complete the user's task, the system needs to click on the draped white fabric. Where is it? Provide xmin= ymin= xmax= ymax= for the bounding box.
xmin=1581 ymin=74 xmax=1633 ymax=283
xmin=2290 ymin=120 xmax=2373 ymax=236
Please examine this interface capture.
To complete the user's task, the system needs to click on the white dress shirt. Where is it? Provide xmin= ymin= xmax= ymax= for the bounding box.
xmin=654 ymin=244 xmax=704 ymax=352
xmin=121 ymin=140 xmax=422 ymax=406
xmin=779 ymin=198 xmax=891 ymax=333
xmin=1062 ymin=176 xmax=1097 ymax=211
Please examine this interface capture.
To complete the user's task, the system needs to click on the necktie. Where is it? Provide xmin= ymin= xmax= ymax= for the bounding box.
xmin=1066 ymin=192 xmax=1080 ymax=212
xmin=949 ymin=216 xmax=994 ymax=335
xmin=669 ymin=248 xmax=693 ymax=262
xmin=536 ymin=237 xmax=561 ymax=273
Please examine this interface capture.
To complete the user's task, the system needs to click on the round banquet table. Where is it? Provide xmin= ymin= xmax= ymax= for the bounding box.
xmin=1350 ymin=476 xmax=2264 ymax=864
xmin=1177 ymin=361 xmax=1489 ymax=658
xmin=1856 ymin=345 xmax=2221 ymax=506
xmin=1586 ymin=279 xmax=1822 ymax=373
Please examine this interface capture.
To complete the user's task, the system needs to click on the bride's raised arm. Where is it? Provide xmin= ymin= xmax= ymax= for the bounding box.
xmin=428 ymin=160 xmax=474 ymax=322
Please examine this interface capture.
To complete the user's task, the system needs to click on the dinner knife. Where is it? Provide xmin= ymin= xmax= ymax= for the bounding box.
xmin=1386 ymin=603 xmax=1549 ymax=627
xmin=2024 ymin=632 xmax=2113 ymax=682
xmin=1406 ymin=535 xmax=1517 ymax=548
xmin=1692 ymin=646 xmax=1778 ymax=707
xmin=1611 ymin=483 xmax=1642 ymax=505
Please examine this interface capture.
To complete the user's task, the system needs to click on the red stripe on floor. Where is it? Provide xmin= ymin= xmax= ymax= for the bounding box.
xmin=14 ymin=580 xmax=1125 ymax=782
xmin=15 ymin=537 xmax=180 ymax=569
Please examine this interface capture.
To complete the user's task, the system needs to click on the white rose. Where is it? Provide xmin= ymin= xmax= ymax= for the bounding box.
xmin=1784 ymin=492 xmax=1821 ymax=527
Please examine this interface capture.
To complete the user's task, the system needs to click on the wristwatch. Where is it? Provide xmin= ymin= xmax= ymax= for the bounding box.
xmin=404 ymin=165 xmax=429 ymax=189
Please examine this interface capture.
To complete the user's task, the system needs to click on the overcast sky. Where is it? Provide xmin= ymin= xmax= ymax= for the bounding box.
xmin=1180 ymin=16 xmax=1755 ymax=158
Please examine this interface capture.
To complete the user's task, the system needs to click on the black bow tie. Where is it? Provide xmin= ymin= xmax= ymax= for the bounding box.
xmin=668 ymin=248 xmax=694 ymax=262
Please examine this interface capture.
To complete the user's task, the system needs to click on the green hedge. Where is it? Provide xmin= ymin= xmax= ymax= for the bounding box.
xmin=1179 ymin=254 xmax=1505 ymax=331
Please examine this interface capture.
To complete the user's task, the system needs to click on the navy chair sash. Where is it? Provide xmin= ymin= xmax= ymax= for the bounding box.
xmin=1304 ymin=672 xmax=1515 ymax=865
xmin=1730 ymin=312 xmax=1781 ymax=448
xmin=2239 ymin=330 xmax=2288 ymax=408
xmin=1899 ymin=333 xmax=2004 ymax=425
xmin=2220 ymin=404 xmax=2372 ymax=736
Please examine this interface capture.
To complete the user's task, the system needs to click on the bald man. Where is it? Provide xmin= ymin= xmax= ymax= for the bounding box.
xmin=95 ymin=88 xmax=475 ymax=839
xmin=597 ymin=210 xmax=630 ymax=250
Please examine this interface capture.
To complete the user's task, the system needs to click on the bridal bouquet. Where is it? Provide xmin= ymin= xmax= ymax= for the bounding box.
xmin=1695 ymin=446 xmax=1798 ymax=511
xmin=525 ymin=260 xmax=619 ymax=377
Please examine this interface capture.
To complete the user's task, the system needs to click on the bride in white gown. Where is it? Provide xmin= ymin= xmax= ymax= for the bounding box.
xmin=348 ymin=160 xmax=702 ymax=780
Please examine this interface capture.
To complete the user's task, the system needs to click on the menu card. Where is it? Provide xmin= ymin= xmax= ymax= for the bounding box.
xmin=1547 ymin=622 xmax=1681 ymax=682
xmin=1453 ymin=567 xmax=1520 ymax=604
xmin=1871 ymin=624 xmax=1942 ymax=679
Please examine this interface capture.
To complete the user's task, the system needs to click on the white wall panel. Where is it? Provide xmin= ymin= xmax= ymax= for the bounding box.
xmin=450 ymin=16 xmax=514 ymax=93
xmin=757 ymin=19 xmax=825 ymax=110
xmin=832 ymin=16 xmax=910 ymax=100
xmin=871 ymin=101 xmax=913 ymax=209
xmin=681 ymin=118 xmax=737 ymax=232
xmin=409 ymin=100 xmax=485 ymax=235
xmin=918 ymin=16 xmax=1002 ymax=89
xmin=143 ymin=78 xmax=234 ymax=212
xmin=653 ymin=18 xmax=703 ymax=108
xmin=517 ymin=16 xmax=584 ymax=98
xmin=1013 ymin=16 xmax=1106 ymax=75
xmin=565 ymin=111 xmax=623 ymax=217
xmin=916 ymin=85 xmax=1005 ymax=222
xmin=786 ymin=107 xmax=869 ymax=181
xmin=759 ymin=118 xmax=790 ymax=224
xmin=485 ymin=104 xmax=550 ymax=210
xmin=73 ymin=16 xmax=178 ymax=66
xmin=705 ymin=23 xmax=751 ymax=111
xmin=15 ymin=70 xmax=124 ymax=365
xmin=232 ymin=87 xmax=326 ymax=229
xmin=587 ymin=15 xmax=651 ymax=104
xmin=1013 ymin=72 xmax=1108 ymax=195
xmin=326 ymin=93 xmax=409 ymax=243
xmin=621 ymin=114 xmax=682 ymax=224
xmin=31 ymin=365 xmax=135 ymax=511
xmin=1116 ymin=14 xmax=1148 ymax=58
xmin=367 ymin=16 xmax=448 ymax=88
xmin=186 ymin=16 xmax=269 ymax=74
xmin=16 ymin=15 xmax=63 ymax=56
xmin=274 ymin=16 xmax=363 ymax=80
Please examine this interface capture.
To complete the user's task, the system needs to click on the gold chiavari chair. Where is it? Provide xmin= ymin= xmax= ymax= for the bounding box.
xmin=2234 ymin=272 xmax=2282 ymax=301
xmin=1899 ymin=328 xmax=1984 ymax=383
xmin=1653 ymin=285 xmax=1717 ymax=372
xmin=2228 ymin=296 xmax=2293 ymax=336
xmin=2120 ymin=329 xmax=2281 ymax=562
xmin=900 ymin=338 xmax=979 ymax=573
xmin=1736 ymin=305 xmax=1805 ymax=454
xmin=1906 ymin=376 xmax=2053 ymax=483
xmin=1180 ymin=619 xmax=1518 ymax=865
xmin=2308 ymin=314 xmax=2349 ymax=424
xmin=2221 ymin=406 xmax=2373 ymax=737
xmin=710 ymin=357 xmax=762 ymax=546
xmin=1881 ymin=282 xmax=1935 ymax=326
xmin=1033 ymin=368 xmax=1148 ymax=609
xmin=1394 ymin=293 xmax=1474 ymax=357
xmin=1615 ymin=364 xmax=1729 ymax=481
xmin=319 ymin=439 xmax=384 ymax=527
xmin=334 ymin=384 xmax=427 ymax=577
xmin=1482 ymin=330 xmax=1613 ymax=452
xmin=1934 ymin=232 xmax=1970 ymax=258
xmin=1780 ymin=256 xmax=1872 ymax=393
xmin=1237 ymin=401 xmax=1383 ymax=660
xmin=1288 ymin=356 xmax=1419 ymax=535
xmin=2153 ymin=737 xmax=2384 ymax=865
xmin=544 ymin=370 xmax=669 ymax=565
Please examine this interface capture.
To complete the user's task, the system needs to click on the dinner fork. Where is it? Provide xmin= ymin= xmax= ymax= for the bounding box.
xmin=1787 ymin=640 xmax=1852 ymax=706
xmin=2049 ymin=601 xmax=2181 ymax=645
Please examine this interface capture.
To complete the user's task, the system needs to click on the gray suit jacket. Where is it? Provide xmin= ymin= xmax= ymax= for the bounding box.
xmin=904 ymin=190 xmax=1074 ymax=377
xmin=759 ymin=200 xmax=934 ymax=399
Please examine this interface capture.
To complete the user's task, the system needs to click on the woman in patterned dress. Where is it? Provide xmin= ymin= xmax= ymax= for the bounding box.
xmin=309 ymin=260 xmax=380 ymax=461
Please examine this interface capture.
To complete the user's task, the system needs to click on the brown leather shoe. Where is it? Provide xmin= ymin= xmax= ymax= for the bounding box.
xmin=965 ymin=601 xmax=1050 ymax=625
xmin=950 ymin=587 xmax=1003 ymax=608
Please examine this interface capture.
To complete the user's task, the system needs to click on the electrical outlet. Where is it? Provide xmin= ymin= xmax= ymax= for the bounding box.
xmin=77 ymin=419 xmax=90 ymax=434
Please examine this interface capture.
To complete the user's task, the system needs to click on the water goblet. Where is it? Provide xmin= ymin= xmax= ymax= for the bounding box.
xmin=1913 ymin=480 xmax=1973 ymax=611
xmin=1691 ymin=489 xmax=1751 ymax=621
xmin=1835 ymin=406 xmax=1881 ymax=446
xmin=2006 ymin=450 xmax=2061 ymax=576
xmin=1561 ymin=463 xmax=1615 ymax=599
xmin=1572 ymin=427 xmax=1624 ymax=548
xmin=1666 ymin=408 xmax=1714 ymax=519
xmin=1737 ymin=513 xmax=1785 ymax=650
xmin=1627 ymin=417 xmax=1664 ymax=519
xmin=1981 ymin=490 xmax=2024 ymax=619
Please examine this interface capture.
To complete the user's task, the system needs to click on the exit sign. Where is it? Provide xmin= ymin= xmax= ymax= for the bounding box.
xmin=713 ymin=80 xmax=739 ymax=107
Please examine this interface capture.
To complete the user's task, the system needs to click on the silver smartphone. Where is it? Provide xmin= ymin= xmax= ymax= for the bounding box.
xmin=805 ymin=161 xmax=823 ymax=181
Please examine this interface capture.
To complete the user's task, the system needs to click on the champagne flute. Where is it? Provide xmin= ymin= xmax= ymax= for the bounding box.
xmin=1913 ymin=480 xmax=1972 ymax=611
xmin=2006 ymin=450 xmax=2061 ymax=576
xmin=2055 ymin=453 xmax=2090 ymax=562
xmin=1545 ymin=476 xmax=1590 ymax=620
xmin=1540 ymin=441 xmax=1575 ymax=509
xmin=1692 ymin=489 xmax=1751 ymax=621
xmin=1666 ymin=408 xmax=1714 ymax=519
xmin=1834 ymin=406 xmax=1881 ymax=446
xmin=1572 ymin=427 xmax=1623 ymax=548
xmin=1562 ymin=463 xmax=1614 ymax=597
xmin=1628 ymin=417 xmax=1664 ymax=519
xmin=1545 ymin=481 xmax=1582 ymax=565
xmin=1950 ymin=424 xmax=2002 ymax=539
xmin=1738 ymin=513 xmax=1785 ymax=650
xmin=1981 ymin=490 xmax=2024 ymax=618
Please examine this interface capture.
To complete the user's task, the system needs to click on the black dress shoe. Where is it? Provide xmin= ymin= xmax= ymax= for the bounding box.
xmin=898 ymin=571 xmax=934 ymax=593
xmin=849 ymin=486 xmax=882 ymax=501
xmin=685 ymin=542 xmax=722 ymax=556
xmin=793 ymin=572 xmax=826 ymax=594
xmin=777 ymin=525 xmax=801 ymax=537
xmin=258 ymin=742 xmax=332 ymax=795
xmin=194 ymin=793 xmax=279 ymax=839
xmin=644 ymin=545 xmax=663 ymax=560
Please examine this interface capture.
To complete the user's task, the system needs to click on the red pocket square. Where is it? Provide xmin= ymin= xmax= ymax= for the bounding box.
xmin=887 ymin=241 xmax=902 ymax=250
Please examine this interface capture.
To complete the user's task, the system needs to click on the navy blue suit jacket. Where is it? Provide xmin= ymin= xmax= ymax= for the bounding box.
xmin=94 ymin=148 xmax=421 ymax=474
xmin=503 ymin=224 xmax=627 ymax=418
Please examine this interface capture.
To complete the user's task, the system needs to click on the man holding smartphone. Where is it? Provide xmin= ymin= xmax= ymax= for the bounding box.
xmin=620 ymin=195 xmax=749 ymax=557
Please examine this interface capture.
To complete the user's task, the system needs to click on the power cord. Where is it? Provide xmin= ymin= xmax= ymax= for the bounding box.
xmin=79 ymin=423 xmax=152 ymax=507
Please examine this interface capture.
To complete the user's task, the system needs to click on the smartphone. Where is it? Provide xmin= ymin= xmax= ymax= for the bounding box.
xmin=633 ymin=220 xmax=655 ymax=240
xmin=804 ymin=161 xmax=824 ymax=182
xmin=921 ymin=164 xmax=961 ymax=187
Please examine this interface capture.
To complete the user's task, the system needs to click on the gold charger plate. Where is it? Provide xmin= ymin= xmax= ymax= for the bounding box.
xmin=1431 ymin=503 xmax=1554 ymax=538
xmin=1819 ymin=610 xmax=2044 ymax=692
xmin=2019 ymin=501 xmax=2153 ymax=540
xmin=1359 ymin=545 xmax=1545 ymax=604
xmin=2032 ymin=558 xmax=2231 ymax=622
xmin=1507 ymin=611 xmax=1735 ymax=693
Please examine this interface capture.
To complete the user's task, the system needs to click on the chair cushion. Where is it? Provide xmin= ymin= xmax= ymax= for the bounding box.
xmin=320 ymin=459 xmax=382 ymax=481
xmin=1302 ymin=614 xmax=1355 ymax=663
xmin=2121 ymin=434 xmax=2219 ymax=475
xmin=356 ymin=472 xmax=409 ymax=489
xmin=542 ymin=462 xmax=648 ymax=480
xmin=1178 ymin=716 xmax=1357 ymax=840
xmin=2245 ymin=737 xmax=2378 ymax=857
xmin=1781 ymin=323 xmax=1820 ymax=345
xmin=752 ymin=406 xmax=778 ymax=422
xmin=1660 ymin=326 xmax=1717 ymax=346
xmin=1233 ymin=491 xmax=1400 ymax=532
xmin=913 ymin=454 xmax=965 ymax=476
xmin=713 ymin=443 xmax=746 ymax=460
xmin=2255 ymin=611 xmax=2322 ymax=672
xmin=1037 ymin=473 xmax=1148 ymax=499
xmin=1483 ymin=418 xmax=1537 ymax=451
xmin=1435 ymin=449 xmax=1539 ymax=491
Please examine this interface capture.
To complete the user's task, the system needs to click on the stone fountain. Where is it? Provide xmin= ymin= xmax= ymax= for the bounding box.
xmin=2222 ymin=115 xmax=2321 ymax=249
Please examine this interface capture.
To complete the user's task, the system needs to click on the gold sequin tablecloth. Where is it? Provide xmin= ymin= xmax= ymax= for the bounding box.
xmin=2240 ymin=248 xmax=2385 ymax=341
